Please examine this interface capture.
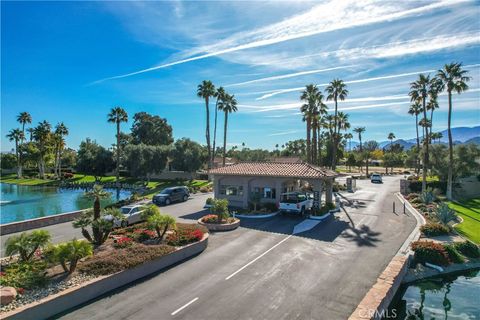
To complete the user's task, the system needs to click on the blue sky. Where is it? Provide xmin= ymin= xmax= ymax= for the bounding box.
xmin=2 ymin=0 xmax=479 ymax=152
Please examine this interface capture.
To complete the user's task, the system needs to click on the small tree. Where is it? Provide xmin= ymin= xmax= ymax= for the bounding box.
xmin=211 ymin=198 xmax=229 ymax=222
xmin=5 ymin=230 xmax=51 ymax=262
xmin=46 ymin=239 xmax=93 ymax=274
xmin=249 ymin=192 xmax=262 ymax=212
xmin=346 ymin=153 xmax=356 ymax=172
xmin=147 ymin=212 xmax=176 ymax=241
xmin=73 ymin=207 xmax=122 ymax=246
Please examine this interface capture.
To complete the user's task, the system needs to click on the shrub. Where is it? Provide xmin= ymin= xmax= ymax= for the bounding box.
xmin=199 ymin=186 xmax=210 ymax=193
xmin=443 ymin=244 xmax=465 ymax=264
xmin=113 ymin=237 xmax=134 ymax=249
xmin=201 ymin=214 xmax=218 ymax=223
xmin=434 ymin=203 xmax=457 ymax=225
xmin=210 ymin=198 xmax=229 ymax=222
xmin=5 ymin=230 xmax=51 ymax=262
xmin=0 ymin=261 xmax=47 ymax=289
xmin=166 ymin=224 xmax=206 ymax=246
xmin=79 ymin=244 xmax=176 ymax=276
xmin=63 ymin=172 xmax=74 ymax=179
xmin=411 ymin=241 xmax=450 ymax=266
xmin=205 ymin=197 xmax=214 ymax=205
xmin=453 ymin=241 xmax=480 ymax=258
xmin=147 ymin=212 xmax=176 ymax=241
xmin=44 ymin=239 xmax=93 ymax=274
xmin=140 ymin=204 xmax=160 ymax=220
xmin=419 ymin=189 xmax=436 ymax=204
xmin=262 ymin=202 xmax=278 ymax=213
xmin=420 ymin=222 xmax=449 ymax=236
xmin=133 ymin=229 xmax=156 ymax=242
xmin=409 ymin=181 xmax=447 ymax=194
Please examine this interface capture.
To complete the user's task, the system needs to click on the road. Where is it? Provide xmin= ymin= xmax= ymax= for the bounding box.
xmin=0 ymin=193 xmax=213 ymax=257
xmin=53 ymin=176 xmax=415 ymax=320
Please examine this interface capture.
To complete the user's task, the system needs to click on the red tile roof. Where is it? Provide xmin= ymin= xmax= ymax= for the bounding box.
xmin=208 ymin=162 xmax=337 ymax=179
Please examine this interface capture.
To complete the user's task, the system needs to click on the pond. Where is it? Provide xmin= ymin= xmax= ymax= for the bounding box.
xmin=388 ymin=269 xmax=480 ymax=319
xmin=0 ymin=182 xmax=131 ymax=224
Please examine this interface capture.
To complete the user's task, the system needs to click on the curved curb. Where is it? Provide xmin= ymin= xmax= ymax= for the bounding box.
xmin=308 ymin=211 xmax=332 ymax=220
xmin=2 ymin=234 xmax=209 ymax=320
xmin=234 ymin=211 xmax=279 ymax=219
xmin=395 ymin=192 xmax=426 ymax=256
xmin=198 ymin=218 xmax=240 ymax=231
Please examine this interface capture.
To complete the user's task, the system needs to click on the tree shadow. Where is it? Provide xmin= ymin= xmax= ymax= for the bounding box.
xmin=179 ymin=209 xmax=209 ymax=221
xmin=340 ymin=224 xmax=382 ymax=247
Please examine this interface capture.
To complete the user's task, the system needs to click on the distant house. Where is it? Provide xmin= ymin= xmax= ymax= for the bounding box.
xmin=208 ymin=161 xmax=337 ymax=208
xmin=212 ymin=157 xmax=238 ymax=168
xmin=266 ymin=156 xmax=303 ymax=163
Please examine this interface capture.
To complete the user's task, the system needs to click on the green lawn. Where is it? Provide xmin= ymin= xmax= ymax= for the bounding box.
xmin=449 ymin=198 xmax=480 ymax=244
xmin=0 ymin=173 xmax=211 ymax=199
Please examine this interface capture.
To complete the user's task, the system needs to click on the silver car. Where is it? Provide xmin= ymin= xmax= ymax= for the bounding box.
xmin=105 ymin=204 xmax=146 ymax=228
xmin=370 ymin=174 xmax=383 ymax=183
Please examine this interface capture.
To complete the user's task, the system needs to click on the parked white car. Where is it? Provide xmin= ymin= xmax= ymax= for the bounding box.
xmin=278 ymin=192 xmax=313 ymax=216
xmin=370 ymin=174 xmax=383 ymax=183
xmin=105 ymin=204 xmax=146 ymax=228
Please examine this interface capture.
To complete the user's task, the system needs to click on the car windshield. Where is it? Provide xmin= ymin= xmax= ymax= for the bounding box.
xmin=281 ymin=193 xmax=306 ymax=203
xmin=120 ymin=207 xmax=131 ymax=214
xmin=160 ymin=188 xmax=173 ymax=195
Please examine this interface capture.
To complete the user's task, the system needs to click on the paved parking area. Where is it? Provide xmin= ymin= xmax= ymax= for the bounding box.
xmin=57 ymin=176 xmax=416 ymax=320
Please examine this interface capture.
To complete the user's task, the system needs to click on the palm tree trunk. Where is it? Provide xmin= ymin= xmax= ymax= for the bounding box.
xmin=205 ymin=98 xmax=212 ymax=169
xmin=306 ymin=119 xmax=311 ymax=163
xmin=318 ymin=127 xmax=322 ymax=166
xmin=331 ymin=99 xmax=338 ymax=170
xmin=212 ymin=99 xmax=219 ymax=166
xmin=58 ymin=148 xmax=62 ymax=179
xmin=415 ymin=114 xmax=420 ymax=174
xmin=312 ymin=120 xmax=317 ymax=164
xmin=15 ymin=140 xmax=21 ymax=178
xmin=422 ymin=98 xmax=428 ymax=192
xmin=446 ymin=91 xmax=454 ymax=200
xmin=116 ymin=122 xmax=120 ymax=188
xmin=222 ymin=112 xmax=228 ymax=167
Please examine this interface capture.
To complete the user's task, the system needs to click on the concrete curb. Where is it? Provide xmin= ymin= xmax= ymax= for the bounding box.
xmin=0 ymin=210 xmax=86 ymax=235
xmin=198 ymin=218 xmax=240 ymax=231
xmin=394 ymin=192 xmax=426 ymax=256
xmin=308 ymin=211 xmax=332 ymax=220
xmin=2 ymin=234 xmax=209 ymax=320
xmin=234 ymin=211 xmax=279 ymax=219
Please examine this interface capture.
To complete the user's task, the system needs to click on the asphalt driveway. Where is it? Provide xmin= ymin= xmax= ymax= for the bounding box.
xmin=56 ymin=176 xmax=416 ymax=320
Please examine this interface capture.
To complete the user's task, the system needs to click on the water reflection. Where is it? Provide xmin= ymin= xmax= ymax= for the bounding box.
xmin=0 ymin=183 xmax=131 ymax=224
xmin=390 ymin=269 xmax=480 ymax=319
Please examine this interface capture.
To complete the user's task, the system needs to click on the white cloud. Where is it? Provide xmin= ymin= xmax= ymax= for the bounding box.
xmin=268 ymin=130 xmax=301 ymax=137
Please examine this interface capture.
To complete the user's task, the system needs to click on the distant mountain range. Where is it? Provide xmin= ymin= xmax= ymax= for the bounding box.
xmin=346 ymin=126 xmax=479 ymax=151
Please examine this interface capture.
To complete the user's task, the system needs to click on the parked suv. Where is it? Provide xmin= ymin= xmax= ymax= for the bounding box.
xmin=370 ymin=173 xmax=383 ymax=183
xmin=153 ymin=186 xmax=190 ymax=205
xmin=278 ymin=192 xmax=313 ymax=216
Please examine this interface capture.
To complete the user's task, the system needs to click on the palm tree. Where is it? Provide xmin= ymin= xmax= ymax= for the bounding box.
xmin=6 ymin=128 xmax=25 ymax=178
xmin=85 ymin=184 xmax=111 ymax=242
xmin=218 ymin=94 xmax=238 ymax=166
xmin=387 ymin=132 xmax=396 ymax=150
xmin=107 ymin=107 xmax=128 ymax=188
xmin=409 ymin=74 xmax=435 ymax=192
xmin=344 ymin=133 xmax=353 ymax=151
xmin=437 ymin=62 xmax=470 ymax=199
xmin=353 ymin=127 xmax=365 ymax=152
xmin=53 ymin=122 xmax=69 ymax=178
xmin=325 ymin=79 xmax=348 ymax=170
xmin=17 ymin=112 xmax=32 ymax=143
xmin=212 ymin=87 xmax=226 ymax=163
xmin=27 ymin=128 xmax=34 ymax=142
xmin=32 ymin=121 xmax=52 ymax=179
xmin=300 ymin=84 xmax=321 ymax=164
xmin=408 ymin=102 xmax=422 ymax=150
xmin=197 ymin=80 xmax=216 ymax=168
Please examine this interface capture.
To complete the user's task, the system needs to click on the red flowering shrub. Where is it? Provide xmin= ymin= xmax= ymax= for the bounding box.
xmin=133 ymin=229 xmax=156 ymax=242
xmin=166 ymin=224 xmax=206 ymax=246
xmin=201 ymin=214 xmax=218 ymax=223
xmin=113 ymin=237 xmax=134 ymax=249
xmin=411 ymin=241 xmax=451 ymax=266
xmin=16 ymin=287 xmax=25 ymax=295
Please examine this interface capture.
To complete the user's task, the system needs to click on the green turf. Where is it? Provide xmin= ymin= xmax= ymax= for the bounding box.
xmin=449 ymin=198 xmax=480 ymax=244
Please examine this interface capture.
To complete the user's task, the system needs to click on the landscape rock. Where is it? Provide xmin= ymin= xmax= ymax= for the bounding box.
xmin=0 ymin=287 xmax=17 ymax=305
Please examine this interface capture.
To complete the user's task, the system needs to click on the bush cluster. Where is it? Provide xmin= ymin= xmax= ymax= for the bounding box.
xmin=201 ymin=214 xmax=219 ymax=223
xmin=420 ymin=222 xmax=449 ymax=236
xmin=411 ymin=241 xmax=451 ymax=266
xmin=113 ymin=236 xmax=134 ymax=249
xmin=453 ymin=241 xmax=480 ymax=258
xmin=79 ymin=244 xmax=176 ymax=276
xmin=166 ymin=224 xmax=206 ymax=246
xmin=443 ymin=244 xmax=465 ymax=264
xmin=0 ymin=261 xmax=47 ymax=289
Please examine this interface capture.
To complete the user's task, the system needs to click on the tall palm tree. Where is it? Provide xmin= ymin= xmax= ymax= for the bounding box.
xmin=107 ymin=107 xmax=128 ymax=188
xmin=387 ymin=132 xmax=396 ymax=150
xmin=300 ymin=84 xmax=321 ymax=164
xmin=32 ymin=121 xmax=52 ymax=179
xmin=353 ymin=127 xmax=365 ymax=152
xmin=17 ymin=112 xmax=32 ymax=143
xmin=325 ymin=79 xmax=348 ymax=170
xmin=6 ymin=128 xmax=25 ymax=178
xmin=408 ymin=102 xmax=422 ymax=150
xmin=437 ymin=62 xmax=470 ymax=199
xmin=26 ymin=128 xmax=34 ymax=142
xmin=212 ymin=87 xmax=226 ymax=163
xmin=53 ymin=122 xmax=69 ymax=178
xmin=218 ymin=94 xmax=238 ymax=166
xmin=197 ymin=80 xmax=216 ymax=169
xmin=409 ymin=74 xmax=435 ymax=192
xmin=344 ymin=133 xmax=353 ymax=152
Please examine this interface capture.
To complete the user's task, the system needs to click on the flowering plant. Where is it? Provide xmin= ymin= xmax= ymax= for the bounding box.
xmin=201 ymin=214 xmax=218 ymax=224
xmin=113 ymin=237 xmax=134 ymax=249
xmin=133 ymin=229 xmax=156 ymax=242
